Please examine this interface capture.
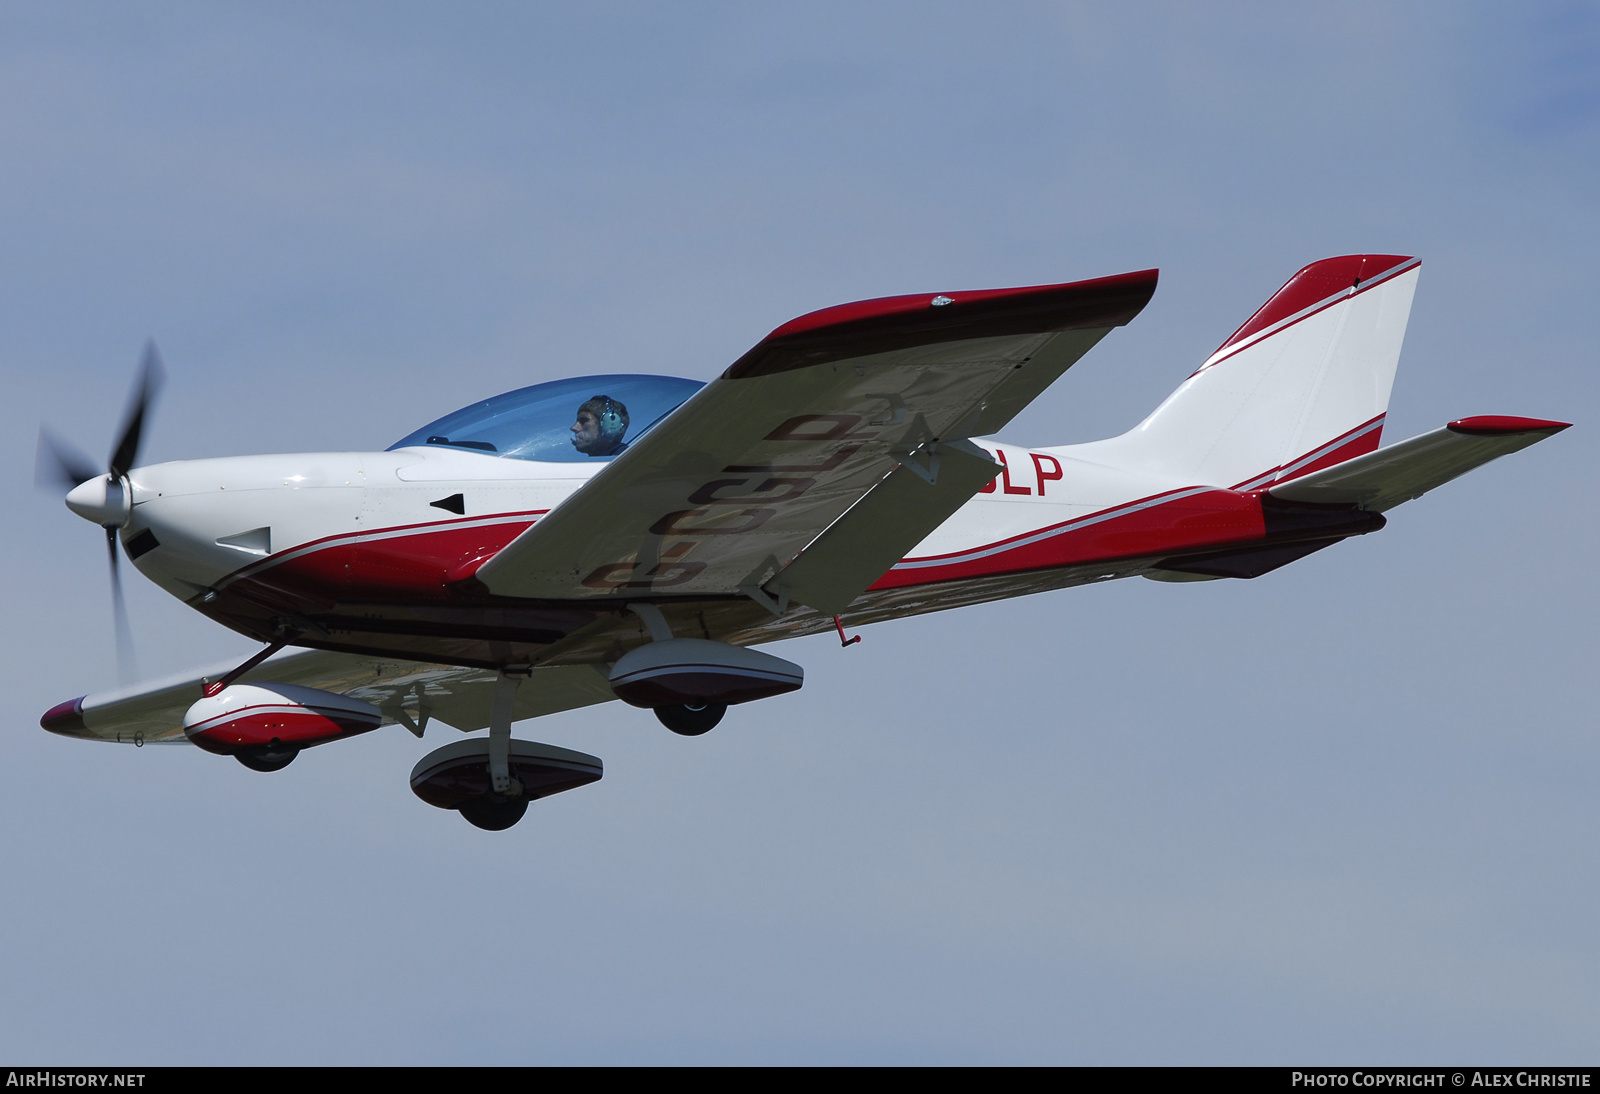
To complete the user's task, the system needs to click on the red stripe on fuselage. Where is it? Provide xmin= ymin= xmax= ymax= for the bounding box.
xmin=872 ymin=487 xmax=1264 ymax=589
xmin=1231 ymin=414 xmax=1386 ymax=491
xmin=877 ymin=418 xmax=1394 ymax=590
xmin=221 ymin=512 xmax=543 ymax=601
xmin=217 ymin=414 xmax=1389 ymax=610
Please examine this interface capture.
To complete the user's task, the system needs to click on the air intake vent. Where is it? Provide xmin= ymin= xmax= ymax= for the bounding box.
xmin=216 ymin=527 xmax=271 ymax=555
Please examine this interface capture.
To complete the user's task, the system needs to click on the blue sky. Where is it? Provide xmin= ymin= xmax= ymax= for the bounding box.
xmin=1 ymin=3 xmax=1596 ymax=1063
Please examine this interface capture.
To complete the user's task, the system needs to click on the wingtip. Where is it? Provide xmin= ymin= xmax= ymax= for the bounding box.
xmin=41 ymin=696 xmax=87 ymax=734
xmin=727 ymin=268 xmax=1162 ymax=378
xmin=762 ymin=268 xmax=1161 ymax=343
xmin=1446 ymin=416 xmax=1571 ymax=436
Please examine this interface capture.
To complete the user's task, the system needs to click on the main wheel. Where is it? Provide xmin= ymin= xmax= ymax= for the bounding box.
xmin=458 ymin=795 xmax=529 ymax=831
xmin=235 ymin=744 xmax=299 ymax=772
xmin=654 ymin=702 xmax=727 ymax=736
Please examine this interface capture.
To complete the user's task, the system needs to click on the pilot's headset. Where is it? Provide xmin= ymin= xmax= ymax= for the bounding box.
xmin=592 ymin=396 xmax=628 ymax=448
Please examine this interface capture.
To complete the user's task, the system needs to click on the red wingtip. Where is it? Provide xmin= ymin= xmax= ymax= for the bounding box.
xmin=727 ymin=268 xmax=1161 ymax=378
xmin=40 ymin=697 xmax=86 ymax=734
xmin=1447 ymin=416 xmax=1572 ymax=436
xmin=764 ymin=269 xmax=1160 ymax=341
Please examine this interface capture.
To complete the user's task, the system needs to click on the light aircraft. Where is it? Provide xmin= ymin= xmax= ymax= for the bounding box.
xmin=36 ymin=254 xmax=1568 ymax=830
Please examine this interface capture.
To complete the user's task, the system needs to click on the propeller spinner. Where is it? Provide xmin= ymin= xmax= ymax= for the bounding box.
xmin=37 ymin=342 xmax=165 ymax=683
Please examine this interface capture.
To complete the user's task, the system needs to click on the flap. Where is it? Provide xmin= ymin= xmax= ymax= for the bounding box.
xmin=771 ymin=438 xmax=1000 ymax=616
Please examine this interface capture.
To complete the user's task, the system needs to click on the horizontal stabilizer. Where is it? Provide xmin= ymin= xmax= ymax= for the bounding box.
xmin=1267 ymin=416 xmax=1569 ymax=511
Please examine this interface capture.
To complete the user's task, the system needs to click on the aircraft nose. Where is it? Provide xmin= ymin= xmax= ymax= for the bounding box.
xmin=65 ymin=475 xmax=130 ymax=527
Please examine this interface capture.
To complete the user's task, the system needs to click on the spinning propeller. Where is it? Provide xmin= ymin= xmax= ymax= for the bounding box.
xmin=36 ymin=342 xmax=165 ymax=683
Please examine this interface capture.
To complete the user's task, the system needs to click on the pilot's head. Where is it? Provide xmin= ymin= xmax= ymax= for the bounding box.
xmin=571 ymin=395 xmax=630 ymax=456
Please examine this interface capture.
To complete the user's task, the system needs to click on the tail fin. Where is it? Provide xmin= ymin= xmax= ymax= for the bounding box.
xmin=1117 ymin=255 xmax=1420 ymax=489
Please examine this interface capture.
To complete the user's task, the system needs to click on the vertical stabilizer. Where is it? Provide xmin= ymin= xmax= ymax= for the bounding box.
xmin=1108 ymin=255 xmax=1420 ymax=489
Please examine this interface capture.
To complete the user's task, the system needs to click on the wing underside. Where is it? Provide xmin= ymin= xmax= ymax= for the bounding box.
xmin=475 ymin=270 xmax=1158 ymax=610
xmin=42 ymin=647 xmax=615 ymax=744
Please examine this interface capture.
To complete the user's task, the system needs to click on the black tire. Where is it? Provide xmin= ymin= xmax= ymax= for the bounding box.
xmin=654 ymin=702 xmax=727 ymax=736
xmin=458 ymin=795 xmax=529 ymax=831
xmin=235 ymin=744 xmax=299 ymax=772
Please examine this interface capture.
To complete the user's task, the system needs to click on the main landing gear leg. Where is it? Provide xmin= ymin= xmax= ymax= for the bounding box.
xmin=441 ymin=668 xmax=534 ymax=830
xmin=410 ymin=664 xmax=603 ymax=832
xmin=488 ymin=669 xmax=527 ymax=797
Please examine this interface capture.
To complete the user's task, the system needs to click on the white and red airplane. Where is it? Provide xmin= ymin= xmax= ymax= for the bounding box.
xmin=37 ymin=254 xmax=1568 ymax=830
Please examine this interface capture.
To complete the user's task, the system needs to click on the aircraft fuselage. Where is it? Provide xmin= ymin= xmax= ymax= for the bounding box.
xmin=115 ymin=437 xmax=1381 ymax=670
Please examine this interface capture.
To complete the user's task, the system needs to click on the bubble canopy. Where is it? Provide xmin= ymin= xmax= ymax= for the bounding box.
xmin=389 ymin=374 xmax=705 ymax=463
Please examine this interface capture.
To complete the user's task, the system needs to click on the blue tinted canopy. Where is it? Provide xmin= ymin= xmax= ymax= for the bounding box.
xmin=390 ymin=374 xmax=705 ymax=463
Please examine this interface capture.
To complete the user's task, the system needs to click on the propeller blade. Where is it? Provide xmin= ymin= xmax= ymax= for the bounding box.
xmin=108 ymin=340 xmax=165 ymax=480
xmin=106 ymin=527 xmax=139 ymax=685
xmin=35 ymin=428 xmax=101 ymax=492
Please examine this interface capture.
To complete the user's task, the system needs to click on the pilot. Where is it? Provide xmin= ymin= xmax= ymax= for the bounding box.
xmin=570 ymin=395 xmax=630 ymax=457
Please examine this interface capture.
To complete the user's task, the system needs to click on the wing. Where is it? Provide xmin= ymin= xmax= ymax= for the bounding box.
xmin=1268 ymin=416 xmax=1570 ymax=511
xmin=40 ymin=647 xmax=615 ymax=744
xmin=476 ymin=270 xmax=1158 ymax=613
